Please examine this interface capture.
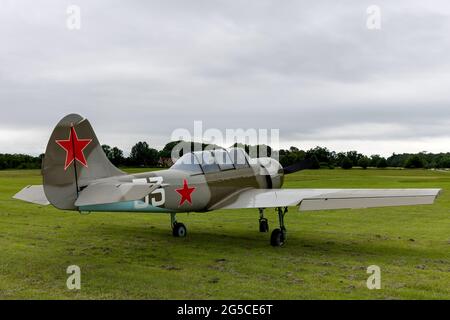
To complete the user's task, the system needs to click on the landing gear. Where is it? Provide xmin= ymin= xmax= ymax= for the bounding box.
xmin=259 ymin=208 xmax=269 ymax=232
xmin=171 ymin=213 xmax=187 ymax=238
xmin=270 ymin=228 xmax=285 ymax=247
xmin=173 ymin=223 xmax=187 ymax=237
xmin=270 ymin=207 xmax=288 ymax=247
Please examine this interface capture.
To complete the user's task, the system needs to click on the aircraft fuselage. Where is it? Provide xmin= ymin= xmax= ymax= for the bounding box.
xmin=78 ymin=159 xmax=284 ymax=214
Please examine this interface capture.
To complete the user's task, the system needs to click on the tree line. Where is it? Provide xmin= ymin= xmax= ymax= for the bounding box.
xmin=1 ymin=142 xmax=450 ymax=170
xmin=0 ymin=154 xmax=43 ymax=170
xmin=278 ymin=146 xmax=450 ymax=169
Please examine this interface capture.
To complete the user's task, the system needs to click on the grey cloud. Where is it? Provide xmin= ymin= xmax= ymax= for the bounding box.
xmin=0 ymin=0 xmax=450 ymax=156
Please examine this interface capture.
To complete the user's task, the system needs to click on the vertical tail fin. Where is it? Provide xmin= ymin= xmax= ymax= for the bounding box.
xmin=43 ymin=114 xmax=124 ymax=210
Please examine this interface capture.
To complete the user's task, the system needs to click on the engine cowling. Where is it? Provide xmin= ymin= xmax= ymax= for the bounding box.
xmin=257 ymin=157 xmax=284 ymax=189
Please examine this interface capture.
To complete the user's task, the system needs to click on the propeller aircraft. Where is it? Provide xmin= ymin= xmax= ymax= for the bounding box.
xmin=14 ymin=114 xmax=441 ymax=246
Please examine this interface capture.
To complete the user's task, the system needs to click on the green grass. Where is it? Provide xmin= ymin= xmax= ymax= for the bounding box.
xmin=0 ymin=169 xmax=449 ymax=300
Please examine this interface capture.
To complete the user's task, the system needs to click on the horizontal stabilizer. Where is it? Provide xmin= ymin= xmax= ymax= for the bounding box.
xmin=74 ymin=182 xmax=159 ymax=207
xmin=13 ymin=185 xmax=50 ymax=206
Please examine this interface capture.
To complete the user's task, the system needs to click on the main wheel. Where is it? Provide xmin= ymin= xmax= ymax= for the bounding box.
xmin=172 ymin=223 xmax=187 ymax=238
xmin=270 ymin=228 xmax=285 ymax=247
xmin=259 ymin=219 xmax=269 ymax=232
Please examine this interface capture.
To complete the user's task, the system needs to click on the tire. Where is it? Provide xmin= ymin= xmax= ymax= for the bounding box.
xmin=172 ymin=223 xmax=187 ymax=238
xmin=270 ymin=228 xmax=285 ymax=247
xmin=259 ymin=219 xmax=269 ymax=233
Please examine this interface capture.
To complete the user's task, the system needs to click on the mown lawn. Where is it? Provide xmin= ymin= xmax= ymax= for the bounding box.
xmin=0 ymin=169 xmax=448 ymax=300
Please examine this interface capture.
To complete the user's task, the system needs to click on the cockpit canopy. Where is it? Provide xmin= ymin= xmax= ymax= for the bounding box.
xmin=171 ymin=148 xmax=250 ymax=174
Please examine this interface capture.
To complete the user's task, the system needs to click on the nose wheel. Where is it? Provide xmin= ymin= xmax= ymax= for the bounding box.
xmin=171 ymin=213 xmax=187 ymax=238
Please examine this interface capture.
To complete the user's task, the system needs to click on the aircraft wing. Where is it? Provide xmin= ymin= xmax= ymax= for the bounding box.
xmin=211 ymin=188 xmax=442 ymax=211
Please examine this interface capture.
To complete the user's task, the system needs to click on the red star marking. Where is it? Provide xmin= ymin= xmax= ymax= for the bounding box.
xmin=175 ymin=179 xmax=196 ymax=206
xmin=55 ymin=126 xmax=93 ymax=171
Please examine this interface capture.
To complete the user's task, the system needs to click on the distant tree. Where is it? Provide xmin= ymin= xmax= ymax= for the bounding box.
xmin=102 ymin=145 xmax=124 ymax=166
xmin=110 ymin=147 xmax=124 ymax=166
xmin=358 ymin=156 xmax=370 ymax=169
xmin=341 ymin=157 xmax=353 ymax=169
xmin=387 ymin=153 xmax=407 ymax=167
xmin=7 ymin=142 xmax=450 ymax=171
xmin=231 ymin=143 xmax=272 ymax=158
xmin=336 ymin=152 xmax=347 ymax=166
xmin=159 ymin=140 xmax=220 ymax=164
xmin=245 ymin=144 xmax=272 ymax=158
xmin=130 ymin=142 xmax=159 ymax=167
xmin=308 ymin=155 xmax=321 ymax=169
xmin=405 ymin=155 xmax=425 ymax=168
xmin=438 ymin=156 xmax=450 ymax=168
xmin=279 ymin=148 xmax=306 ymax=168
xmin=102 ymin=145 xmax=111 ymax=157
xmin=159 ymin=141 xmax=183 ymax=160
xmin=346 ymin=150 xmax=364 ymax=166
xmin=370 ymin=155 xmax=382 ymax=167
xmin=0 ymin=154 xmax=41 ymax=170
xmin=306 ymin=146 xmax=333 ymax=164
xmin=377 ymin=158 xmax=388 ymax=168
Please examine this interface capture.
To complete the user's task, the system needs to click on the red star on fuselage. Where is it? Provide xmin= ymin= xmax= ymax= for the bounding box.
xmin=175 ymin=179 xmax=196 ymax=206
xmin=56 ymin=127 xmax=93 ymax=171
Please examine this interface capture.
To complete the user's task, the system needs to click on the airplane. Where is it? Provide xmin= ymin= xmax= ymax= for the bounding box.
xmin=14 ymin=114 xmax=442 ymax=246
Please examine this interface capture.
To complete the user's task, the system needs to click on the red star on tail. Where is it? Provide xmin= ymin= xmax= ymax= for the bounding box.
xmin=175 ymin=179 xmax=196 ymax=206
xmin=56 ymin=127 xmax=93 ymax=171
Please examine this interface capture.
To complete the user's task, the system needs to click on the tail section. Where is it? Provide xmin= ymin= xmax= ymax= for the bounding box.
xmin=43 ymin=114 xmax=124 ymax=210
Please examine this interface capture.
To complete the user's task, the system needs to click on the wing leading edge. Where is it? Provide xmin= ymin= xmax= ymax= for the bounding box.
xmin=210 ymin=188 xmax=442 ymax=211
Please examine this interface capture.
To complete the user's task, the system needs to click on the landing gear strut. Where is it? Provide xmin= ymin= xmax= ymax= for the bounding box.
xmin=259 ymin=208 xmax=269 ymax=232
xmin=171 ymin=213 xmax=187 ymax=238
xmin=271 ymin=207 xmax=288 ymax=247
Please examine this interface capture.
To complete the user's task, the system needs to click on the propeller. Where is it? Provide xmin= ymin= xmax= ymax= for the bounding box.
xmin=283 ymin=158 xmax=315 ymax=175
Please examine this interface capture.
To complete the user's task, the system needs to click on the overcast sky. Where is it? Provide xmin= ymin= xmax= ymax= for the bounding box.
xmin=1 ymin=0 xmax=450 ymax=157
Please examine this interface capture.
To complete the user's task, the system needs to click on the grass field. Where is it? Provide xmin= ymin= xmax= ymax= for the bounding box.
xmin=0 ymin=168 xmax=449 ymax=300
